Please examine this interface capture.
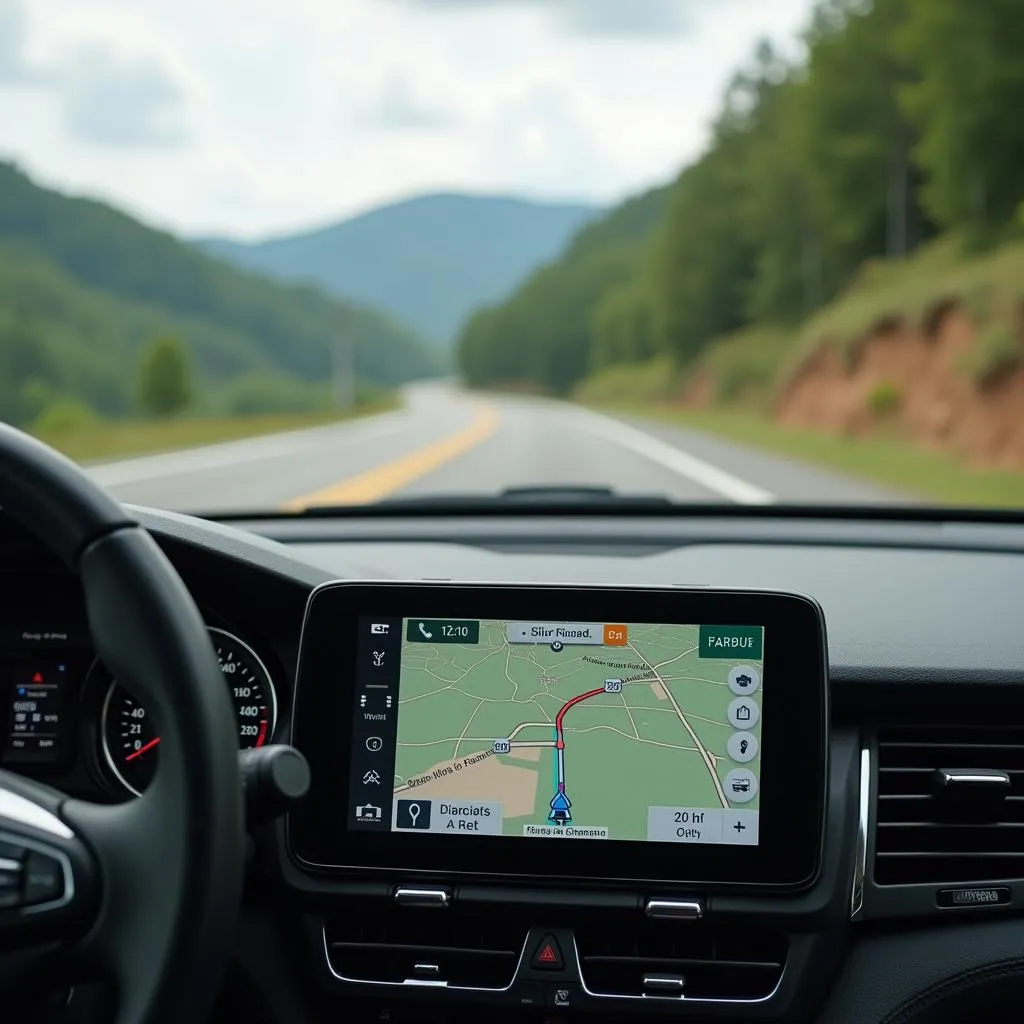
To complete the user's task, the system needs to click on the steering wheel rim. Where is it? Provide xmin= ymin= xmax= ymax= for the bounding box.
xmin=0 ymin=422 xmax=244 ymax=1023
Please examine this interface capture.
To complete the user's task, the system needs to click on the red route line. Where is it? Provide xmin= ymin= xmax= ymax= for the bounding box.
xmin=554 ymin=687 xmax=607 ymax=746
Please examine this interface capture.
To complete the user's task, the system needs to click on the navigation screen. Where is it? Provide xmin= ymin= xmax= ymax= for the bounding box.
xmin=348 ymin=617 xmax=764 ymax=846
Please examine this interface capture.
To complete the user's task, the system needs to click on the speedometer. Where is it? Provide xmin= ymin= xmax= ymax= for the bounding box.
xmin=99 ymin=626 xmax=278 ymax=796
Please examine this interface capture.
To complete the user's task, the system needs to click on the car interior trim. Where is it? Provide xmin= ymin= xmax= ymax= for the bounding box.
xmin=850 ymin=746 xmax=870 ymax=921
xmin=0 ymin=788 xmax=73 ymax=840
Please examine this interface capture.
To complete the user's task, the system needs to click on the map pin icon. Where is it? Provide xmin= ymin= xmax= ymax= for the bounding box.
xmin=408 ymin=803 xmax=420 ymax=827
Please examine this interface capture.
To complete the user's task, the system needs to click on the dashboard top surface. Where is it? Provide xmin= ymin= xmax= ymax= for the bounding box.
xmin=205 ymin=510 xmax=1024 ymax=687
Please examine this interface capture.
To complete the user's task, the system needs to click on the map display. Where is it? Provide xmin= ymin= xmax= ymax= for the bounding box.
xmin=389 ymin=618 xmax=763 ymax=845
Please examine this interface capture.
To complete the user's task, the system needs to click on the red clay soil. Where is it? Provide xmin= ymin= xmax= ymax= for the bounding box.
xmin=776 ymin=308 xmax=1024 ymax=468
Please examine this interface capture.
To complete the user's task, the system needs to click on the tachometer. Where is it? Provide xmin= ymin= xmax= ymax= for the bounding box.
xmin=99 ymin=626 xmax=277 ymax=796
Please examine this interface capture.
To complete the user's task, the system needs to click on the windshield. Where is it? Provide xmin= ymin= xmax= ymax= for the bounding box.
xmin=2 ymin=0 xmax=1021 ymax=514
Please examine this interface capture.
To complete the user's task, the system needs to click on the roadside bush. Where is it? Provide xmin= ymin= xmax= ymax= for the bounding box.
xmin=700 ymin=327 xmax=794 ymax=406
xmin=31 ymin=397 xmax=99 ymax=435
xmin=959 ymin=323 xmax=1021 ymax=388
xmin=221 ymin=372 xmax=332 ymax=415
xmin=572 ymin=356 xmax=680 ymax=405
xmin=865 ymin=382 xmax=902 ymax=418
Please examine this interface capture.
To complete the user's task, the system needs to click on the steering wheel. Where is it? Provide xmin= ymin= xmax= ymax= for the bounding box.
xmin=0 ymin=423 xmax=244 ymax=1023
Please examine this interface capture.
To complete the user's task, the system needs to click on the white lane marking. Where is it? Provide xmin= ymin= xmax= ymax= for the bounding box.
xmin=566 ymin=408 xmax=776 ymax=504
xmin=86 ymin=414 xmax=406 ymax=487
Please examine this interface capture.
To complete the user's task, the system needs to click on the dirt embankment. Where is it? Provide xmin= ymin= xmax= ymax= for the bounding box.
xmin=775 ymin=307 xmax=1024 ymax=468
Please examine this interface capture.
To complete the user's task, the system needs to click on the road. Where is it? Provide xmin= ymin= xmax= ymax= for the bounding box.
xmin=86 ymin=383 xmax=900 ymax=513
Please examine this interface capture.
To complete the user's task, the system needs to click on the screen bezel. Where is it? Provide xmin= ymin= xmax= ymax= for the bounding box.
xmin=288 ymin=581 xmax=828 ymax=889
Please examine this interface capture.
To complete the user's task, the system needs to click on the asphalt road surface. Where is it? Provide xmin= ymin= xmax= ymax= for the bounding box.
xmin=86 ymin=383 xmax=901 ymax=514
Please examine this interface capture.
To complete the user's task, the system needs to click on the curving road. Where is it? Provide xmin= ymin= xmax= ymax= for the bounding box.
xmin=85 ymin=382 xmax=901 ymax=514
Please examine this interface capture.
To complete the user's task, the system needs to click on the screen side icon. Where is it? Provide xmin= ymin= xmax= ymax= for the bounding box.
xmin=370 ymin=623 xmax=390 ymax=635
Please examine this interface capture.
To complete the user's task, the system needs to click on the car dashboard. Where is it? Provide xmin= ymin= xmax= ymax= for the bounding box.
xmin=4 ymin=503 xmax=1024 ymax=1024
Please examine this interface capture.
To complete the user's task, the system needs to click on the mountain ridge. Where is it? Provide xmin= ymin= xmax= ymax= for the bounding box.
xmin=0 ymin=161 xmax=440 ymax=424
xmin=200 ymin=192 xmax=602 ymax=346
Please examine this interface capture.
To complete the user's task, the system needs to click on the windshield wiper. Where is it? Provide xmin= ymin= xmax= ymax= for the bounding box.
xmin=375 ymin=485 xmax=675 ymax=508
xmin=273 ymin=485 xmax=676 ymax=517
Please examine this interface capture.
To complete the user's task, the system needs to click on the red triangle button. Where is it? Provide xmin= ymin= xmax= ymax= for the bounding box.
xmin=531 ymin=934 xmax=564 ymax=970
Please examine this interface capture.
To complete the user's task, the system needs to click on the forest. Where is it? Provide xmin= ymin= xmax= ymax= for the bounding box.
xmin=456 ymin=0 xmax=1024 ymax=396
xmin=0 ymin=162 xmax=439 ymax=428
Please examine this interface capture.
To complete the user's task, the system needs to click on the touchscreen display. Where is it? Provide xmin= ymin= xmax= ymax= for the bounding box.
xmin=348 ymin=617 xmax=764 ymax=846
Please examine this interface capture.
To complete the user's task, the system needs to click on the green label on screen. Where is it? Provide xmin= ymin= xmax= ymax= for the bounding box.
xmin=698 ymin=625 xmax=763 ymax=659
xmin=406 ymin=619 xmax=480 ymax=644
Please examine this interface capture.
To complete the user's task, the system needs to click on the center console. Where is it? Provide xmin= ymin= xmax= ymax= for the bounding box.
xmin=282 ymin=582 xmax=849 ymax=1018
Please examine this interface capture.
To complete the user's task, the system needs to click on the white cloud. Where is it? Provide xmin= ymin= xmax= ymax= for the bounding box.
xmin=357 ymin=75 xmax=459 ymax=129
xmin=57 ymin=45 xmax=189 ymax=146
xmin=0 ymin=0 xmax=815 ymax=236
xmin=392 ymin=0 xmax=708 ymax=38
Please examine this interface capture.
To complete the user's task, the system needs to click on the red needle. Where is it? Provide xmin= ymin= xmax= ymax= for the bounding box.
xmin=125 ymin=736 xmax=160 ymax=761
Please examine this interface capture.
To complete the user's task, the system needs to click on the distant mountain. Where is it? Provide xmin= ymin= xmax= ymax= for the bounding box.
xmin=199 ymin=194 xmax=601 ymax=346
xmin=0 ymin=162 xmax=440 ymax=424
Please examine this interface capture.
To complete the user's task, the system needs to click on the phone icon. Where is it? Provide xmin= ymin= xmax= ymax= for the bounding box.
xmin=418 ymin=622 xmax=433 ymax=639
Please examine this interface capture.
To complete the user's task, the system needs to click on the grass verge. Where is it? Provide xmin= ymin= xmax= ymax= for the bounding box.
xmin=34 ymin=398 xmax=398 ymax=463
xmin=603 ymin=404 xmax=1024 ymax=508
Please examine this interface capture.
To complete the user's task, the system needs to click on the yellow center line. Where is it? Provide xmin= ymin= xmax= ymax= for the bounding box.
xmin=282 ymin=402 xmax=501 ymax=509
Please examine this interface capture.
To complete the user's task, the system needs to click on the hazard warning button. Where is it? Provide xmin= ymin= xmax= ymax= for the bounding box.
xmin=531 ymin=934 xmax=565 ymax=971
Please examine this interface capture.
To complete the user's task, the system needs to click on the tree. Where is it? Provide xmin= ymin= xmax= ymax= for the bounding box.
xmin=138 ymin=334 xmax=193 ymax=416
xmin=899 ymin=0 xmax=1024 ymax=237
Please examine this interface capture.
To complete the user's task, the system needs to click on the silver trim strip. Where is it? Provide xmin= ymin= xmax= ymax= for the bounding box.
xmin=572 ymin=931 xmax=784 ymax=1005
xmin=393 ymin=887 xmax=450 ymax=907
xmin=851 ymin=747 xmax=870 ymax=921
xmin=0 ymin=790 xmax=73 ymax=839
xmin=0 ymin=857 xmax=22 ymax=873
xmin=645 ymin=898 xmax=703 ymax=920
xmin=321 ymin=925 xmax=528 ymax=993
xmin=937 ymin=769 xmax=1010 ymax=787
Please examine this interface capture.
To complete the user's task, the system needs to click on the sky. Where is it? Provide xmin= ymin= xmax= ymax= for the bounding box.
xmin=0 ymin=0 xmax=815 ymax=239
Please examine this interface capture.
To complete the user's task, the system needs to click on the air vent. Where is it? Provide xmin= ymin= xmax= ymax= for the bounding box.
xmin=576 ymin=921 xmax=786 ymax=1002
xmin=875 ymin=727 xmax=1024 ymax=885
xmin=324 ymin=910 xmax=526 ymax=990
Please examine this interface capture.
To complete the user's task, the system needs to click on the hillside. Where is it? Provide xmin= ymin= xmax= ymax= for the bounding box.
xmin=455 ymin=0 xmax=1024 ymax=483
xmin=456 ymin=183 xmax=670 ymax=391
xmin=0 ymin=161 xmax=439 ymax=426
xmin=200 ymin=193 xmax=600 ymax=346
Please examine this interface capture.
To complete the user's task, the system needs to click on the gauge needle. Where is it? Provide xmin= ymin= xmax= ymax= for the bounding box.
xmin=125 ymin=737 xmax=161 ymax=761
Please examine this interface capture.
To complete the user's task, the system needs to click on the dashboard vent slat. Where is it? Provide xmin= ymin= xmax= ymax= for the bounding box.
xmin=324 ymin=910 xmax=525 ymax=990
xmin=875 ymin=727 xmax=1024 ymax=885
xmin=576 ymin=923 xmax=786 ymax=1002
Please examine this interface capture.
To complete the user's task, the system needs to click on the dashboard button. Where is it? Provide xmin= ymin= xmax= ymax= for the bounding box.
xmin=547 ymin=982 xmax=580 ymax=1008
xmin=22 ymin=851 xmax=64 ymax=905
xmin=531 ymin=934 xmax=564 ymax=970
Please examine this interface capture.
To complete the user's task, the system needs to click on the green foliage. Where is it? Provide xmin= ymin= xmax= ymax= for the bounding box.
xmin=0 ymin=161 xmax=440 ymax=427
xmin=798 ymin=235 xmax=1024 ymax=371
xmin=455 ymin=188 xmax=670 ymax=394
xmin=697 ymin=328 xmax=796 ymax=405
xmin=31 ymin=398 xmax=98 ymax=435
xmin=866 ymin=381 xmax=902 ymax=417
xmin=572 ymin=357 xmax=680 ymax=405
xmin=899 ymin=0 xmax=1024 ymax=236
xmin=959 ymin=323 xmax=1021 ymax=388
xmin=218 ymin=372 xmax=332 ymax=416
xmin=590 ymin=279 xmax=658 ymax=371
xmin=138 ymin=336 xmax=194 ymax=417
